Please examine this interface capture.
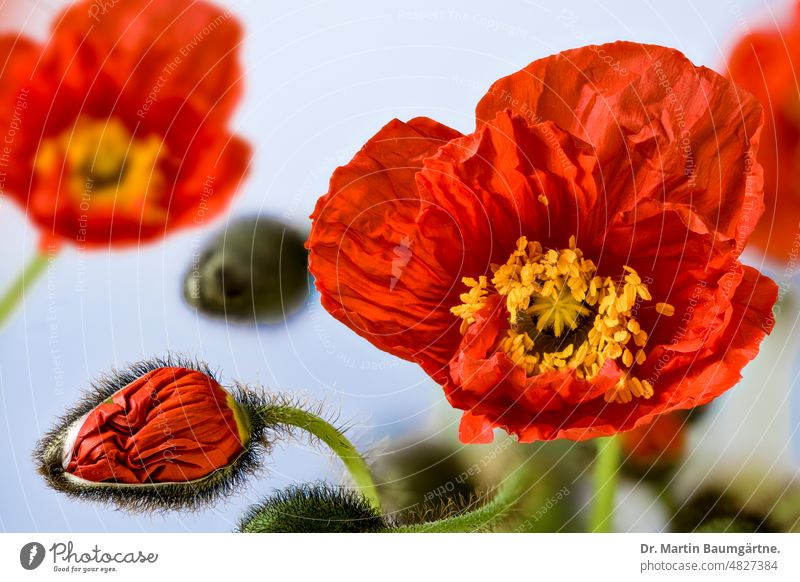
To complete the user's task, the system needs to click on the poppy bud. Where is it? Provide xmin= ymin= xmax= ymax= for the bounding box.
xmin=36 ymin=356 xmax=383 ymax=513
xmin=36 ymin=357 xmax=266 ymax=511
xmin=184 ymin=215 xmax=309 ymax=323
xmin=670 ymin=491 xmax=778 ymax=533
xmin=238 ymin=484 xmax=388 ymax=533
xmin=376 ymin=439 xmax=478 ymax=519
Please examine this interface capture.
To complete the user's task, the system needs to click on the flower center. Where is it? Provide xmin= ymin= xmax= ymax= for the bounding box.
xmin=451 ymin=236 xmax=674 ymax=404
xmin=35 ymin=117 xmax=164 ymax=208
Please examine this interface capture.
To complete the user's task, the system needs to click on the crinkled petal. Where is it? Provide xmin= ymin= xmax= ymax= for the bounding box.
xmin=308 ymin=117 xmax=465 ymax=379
xmin=446 ymin=296 xmax=621 ymax=441
xmin=476 ymin=41 xmax=764 ymax=249
xmin=65 ymin=367 xmax=244 ymax=484
xmin=417 ymin=110 xmax=605 ymax=261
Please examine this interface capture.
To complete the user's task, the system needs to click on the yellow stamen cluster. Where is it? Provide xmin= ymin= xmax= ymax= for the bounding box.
xmin=450 ymin=275 xmax=489 ymax=334
xmin=35 ymin=117 xmax=164 ymax=212
xmin=451 ymin=236 xmax=674 ymax=404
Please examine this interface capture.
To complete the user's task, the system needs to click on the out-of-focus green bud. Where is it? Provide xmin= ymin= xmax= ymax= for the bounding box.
xmin=184 ymin=216 xmax=309 ymax=323
xmin=670 ymin=490 xmax=778 ymax=533
xmin=239 ymin=484 xmax=389 ymax=533
xmin=375 ymin=432 xmax=579 ymax=532
xmin=376 ymin=440 xmax=478 ymax=517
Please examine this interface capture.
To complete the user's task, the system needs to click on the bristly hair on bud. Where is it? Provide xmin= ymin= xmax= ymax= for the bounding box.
xmin=238 ymin=483 xmax=390 ymax=533
xmin=34 ymin=355 xmax=281 ymax=513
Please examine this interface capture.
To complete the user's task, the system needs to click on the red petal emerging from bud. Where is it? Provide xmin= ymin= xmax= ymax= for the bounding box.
xmin=63 ymin=367 xmax=248 ymax=484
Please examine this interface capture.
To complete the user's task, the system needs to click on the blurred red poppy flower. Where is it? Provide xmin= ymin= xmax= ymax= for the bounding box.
xmin=308 ymin=42 xmax=777 ymax=443
xmin=728 ymin=4 xmax=800 ymax=260
xmin=0 ymin=0 xmax=249 ymax=248
xmin=621 ymin=411 xmax=687 ymax=469
xmin=63 ymin=366 xmax=249 ymax=484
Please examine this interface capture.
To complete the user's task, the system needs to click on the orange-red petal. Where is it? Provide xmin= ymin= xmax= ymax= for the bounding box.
xmin=442 ymin=208 xmax=776 ymax=442
xmin=477 ymin=41 xmax=764 ymax=250
xmin=308 ymin=117 xmax=465 ymax=380
xmin=417 ymin=111 xmax=605 ymax=262
xmin=727 ymin=6 xmax=800 ymax=259
xmin=64 ymin=367 xmax=246 ymax=484
xmin=48 ymin=0 xmax=244 ymax=126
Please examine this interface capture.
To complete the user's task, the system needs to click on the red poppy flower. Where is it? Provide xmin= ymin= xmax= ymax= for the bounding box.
xmin=308 ymin=42 xmax=777 ymax=443
xmin=728 ymin=4 xmax=800 ymax=259
xmin=62 ymin=366 xmax=249 ymax=484
xmin=0 ymin=0 xmax=249 ymax=248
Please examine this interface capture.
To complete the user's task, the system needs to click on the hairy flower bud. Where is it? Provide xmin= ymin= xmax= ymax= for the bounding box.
xmin=238 ymin=484 xmax=388 ymax=533
xmin=36 ymin=357 xmax=268 ymax=511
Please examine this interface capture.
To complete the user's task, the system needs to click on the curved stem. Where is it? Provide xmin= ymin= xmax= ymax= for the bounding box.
xmin=0 ymin=252 xmax=51 ymax=328
xmin=258 ymin=405 xmax=381 ymax=512
xmin=589 ymin=435 xmax=621 ymax=532
xmin=395 ymin=495 xmax=510 ymax=533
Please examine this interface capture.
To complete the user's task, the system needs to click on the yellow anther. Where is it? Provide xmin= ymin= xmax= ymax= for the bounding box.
xmin=605 ymin=380 xmax=632 ymax=404
xmin=629 ymin=377 xmax=646 ymax=397
xmin=570 ymin=342 xmax=589 ymax=367
xmin=450 ymin=275 xmax=488 ymax=333
xmin=641 ymin=379 xmax=654 ymax=398
xmin=605 ymin=375 xmax=654 ymax=404
xmin=655 ymin=302 xmax=675 ymax=316
xmin=606 ymin=343 xmax=623 ymax=360
xmin=633 ymin=330 xmax=648 ymax=347
xmin=613 ymin=330 xmax=630 ymax=343
xmin=622 ymin=348 xmax=633 ymax=367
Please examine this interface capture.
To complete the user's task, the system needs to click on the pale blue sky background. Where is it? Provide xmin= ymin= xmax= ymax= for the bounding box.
xmin=0 ymin=0 xmax=797 ymax=532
